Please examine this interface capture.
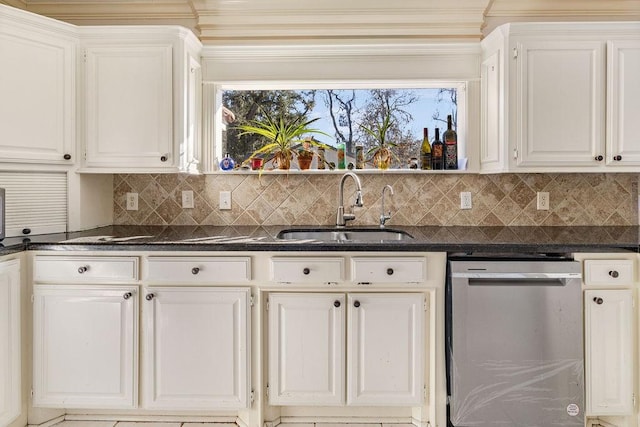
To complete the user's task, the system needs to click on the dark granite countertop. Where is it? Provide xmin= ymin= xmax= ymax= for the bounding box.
xmin=1 ymin=225 xmax=638 ymax=255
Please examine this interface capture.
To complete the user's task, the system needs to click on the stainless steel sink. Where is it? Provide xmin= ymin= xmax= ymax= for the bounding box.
xmin=276 ymin=228 xmax=413 ymax=242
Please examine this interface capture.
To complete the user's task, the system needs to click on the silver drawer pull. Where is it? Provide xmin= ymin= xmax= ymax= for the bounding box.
xmin=593 ymin=297 xmax=604 ymax=305
xmin=192 ymin=267 xmax=200 ymax=275
xmin=145 ymin=293 xmax=155 ymax=301
xmin=608 ymin=270 xmax=619 ymax=278
xmin=78 ymin=266 xmax=89 ymax=274
xmin=123 ymin=292 xmax=133 ymax=300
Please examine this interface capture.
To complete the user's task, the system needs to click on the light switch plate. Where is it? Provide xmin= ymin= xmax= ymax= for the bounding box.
xmin=219 ymin=191 xmax=231 ymax=210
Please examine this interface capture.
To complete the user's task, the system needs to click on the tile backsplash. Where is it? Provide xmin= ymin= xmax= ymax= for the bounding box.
xmin=113 ymin=173 xmax=639 ymax=227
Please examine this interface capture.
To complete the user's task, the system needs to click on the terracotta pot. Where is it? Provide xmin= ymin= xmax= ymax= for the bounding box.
xmin=297 ymin=153 xmax=314 ymax=170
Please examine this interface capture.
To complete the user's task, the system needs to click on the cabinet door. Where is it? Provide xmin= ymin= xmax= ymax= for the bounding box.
xmin=142 ymin=287 xmax=250 ymax=409
xmin=513 ymin=40 xmax=605 ymax=167
xmin=585 ymin=289 xmax=633 ymax=416
xmin=84 ymin=44 xmax=174 ymax=170
xmin=0 ymin=9 xmax=75 ymax=165
xmin=33 ymin=285 xmax=138 ymax=409
xmin=607 ymin=39 xmax=640 ymax=166
xmin=0 ymin=260 xmax=21 ymax=426
xmin=347 ymin=293 xmax=424 ymax=406
xmin=268 ymin=293 xmax=345 ymax=405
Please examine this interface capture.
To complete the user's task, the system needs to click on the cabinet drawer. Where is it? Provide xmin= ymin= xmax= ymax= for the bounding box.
xmin=271 ymin=257 xmax=345 ymax=284
xmin=146 ymin=256 xmax=251 ymax=284
xmin=351 ymin=256 xmax=426 ymax=284
xmin=584 ymin=260 xmax=635 ymax=286
xmin=34 ymin=256 xmax=138 ymax=283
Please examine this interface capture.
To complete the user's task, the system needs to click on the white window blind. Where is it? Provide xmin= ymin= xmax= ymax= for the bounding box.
xmin=0 ymin=172 xmax=67 ymax=237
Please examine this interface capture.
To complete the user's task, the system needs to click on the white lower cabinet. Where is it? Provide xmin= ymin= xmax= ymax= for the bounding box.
xmin=32 ymin=254 xmax=252 ymax=411
xmin=268 ymin=292 xmax=425 ymax=406
xmin=142 ymin=286 xmax=251 ymax=409
xmin=347 ymin=293 xmax=424 ymax=405
xmin=0 ymin=259 xmax=21 ymax=426
xmin=585 ymin=289 xmax=633 ymax=416
xmin=32 ymin=285 xmax=138 ymax=409
xmin=268 ymin=293 xmax=345 ymax=405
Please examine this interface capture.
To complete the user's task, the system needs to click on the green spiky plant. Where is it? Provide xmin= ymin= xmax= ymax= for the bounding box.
xmin=237 ymin=109 xmax=329 ymax=170
xmin=359 ymin=110 xmax=397 ymax=169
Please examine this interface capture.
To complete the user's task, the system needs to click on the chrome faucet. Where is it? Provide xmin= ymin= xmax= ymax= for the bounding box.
xmin=336 ymin=172 xmax=364 ymax=227
xmin=380 ymin=184 xmax=394 ymax=228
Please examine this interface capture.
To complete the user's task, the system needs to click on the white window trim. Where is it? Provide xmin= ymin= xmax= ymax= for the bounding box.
xmin=200 ymin=43 xmax=481 ymax=173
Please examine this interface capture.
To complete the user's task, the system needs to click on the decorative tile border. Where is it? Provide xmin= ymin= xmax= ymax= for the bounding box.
xmin=113 ymin=173 xmax=639 ymax=226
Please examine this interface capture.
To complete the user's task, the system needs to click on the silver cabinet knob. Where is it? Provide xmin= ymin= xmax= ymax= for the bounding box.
xmin=303 ymin=267 xmax=310 ymax=275
xmin=334 ymin=300 xmax=341 ymax=308
xmin=145 ymin=293 xmax=155 ymax=301
xmin=608 ymin=270 xmax=619 ymax=278
xmin=593 ymin=297 xmax=604 ymax=305
xmin=594 ymin=155 xmax=604 ymax=162
xmin=123 ymin=292 xmax=133 ymax=300
xmin=354 ymin=300 xmax=361 ymax=308
xmin=192 ymin=267 xmax=200 ymax=275
xmin=78 ymin=266 xmax=89 ymax=274
xmin=613 ymin=155 xmax=622 ymax=161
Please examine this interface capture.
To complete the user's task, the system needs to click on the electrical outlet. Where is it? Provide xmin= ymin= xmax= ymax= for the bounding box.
xmin=126 ymin=193 xmax=138 ymax=211
xmin=182 ymin=190 xmax=194 ymax=209
xmin=460 ymin=192 xmax=472 ymax=210
xmin=219 ymin=191 xmax=231 ymax=210
xmin=537 ymin=192 xmax=550 ymax=210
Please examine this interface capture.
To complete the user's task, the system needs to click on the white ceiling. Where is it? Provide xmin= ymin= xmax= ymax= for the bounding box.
xmin=2 ymin=0 xmax=639 ymax=43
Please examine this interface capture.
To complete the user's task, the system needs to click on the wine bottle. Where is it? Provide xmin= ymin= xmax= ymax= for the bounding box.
xmin=420 ymin=128 xmax=432 ymax=170
xmin=431 ymin=127 xmax=444 ymax=170
xmin=443 ymin=115 xmax=458 ymax=170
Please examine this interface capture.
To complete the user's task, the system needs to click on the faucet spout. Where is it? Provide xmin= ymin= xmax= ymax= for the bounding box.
xmin=380 ymin=184 xmax=394 ymax=228
xmin=336 ymin=172 xmax=363 ymax=227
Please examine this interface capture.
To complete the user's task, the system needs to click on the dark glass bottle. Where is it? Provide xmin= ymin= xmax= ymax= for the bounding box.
xmin=420 ymin=128 xmax=432 ymax=170
xmin=431 ymin=127 xmax=444 ymax=170
xmin=443 ymin=115 xmax=458 ymax=170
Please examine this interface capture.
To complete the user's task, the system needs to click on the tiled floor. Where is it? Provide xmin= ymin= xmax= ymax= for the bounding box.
xmin=52 ymin=422 xmax=238 ymax=427
xmin=51 ymin=423 xmax=412 ymax=427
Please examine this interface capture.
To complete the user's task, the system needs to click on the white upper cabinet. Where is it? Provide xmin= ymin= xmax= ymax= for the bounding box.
xmin=514 ymin=39 xmax=604 ymax=167
xmin=606 ymin=39 xmax=640 ymax=165
xmin=0 ymin=5 xmax=201 ymax=172
xmin=80 ymin=27 xmax=202 ymax=172
xmin=0 ymin=5 xmax=76 ymax=166
xmin=481 ymin=22 xmax=640 ymax=172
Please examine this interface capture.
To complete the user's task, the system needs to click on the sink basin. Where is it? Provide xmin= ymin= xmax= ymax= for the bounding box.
xmin=277 ymin=228 xmax=414 ymax=242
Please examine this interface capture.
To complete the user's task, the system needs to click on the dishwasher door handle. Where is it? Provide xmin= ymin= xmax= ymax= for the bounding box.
xmin=453 ymin=272 xmax=581 ymax=279
xmin=467 ymin=277 xmax=570 ymax=286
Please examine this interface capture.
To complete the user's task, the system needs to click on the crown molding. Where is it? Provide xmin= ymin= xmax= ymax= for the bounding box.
xmin=485 ymin=0 xmax=640 ymax=17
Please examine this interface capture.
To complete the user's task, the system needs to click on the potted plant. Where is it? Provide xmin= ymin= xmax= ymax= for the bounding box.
xmin=237 ymin=110 xmax=328 ymax=170
xmin=359 ymin=110 xmax=396 ymax=169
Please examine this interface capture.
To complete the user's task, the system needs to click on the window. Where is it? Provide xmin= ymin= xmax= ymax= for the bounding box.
xmin=213 ymin=81 xmax=466 ymax=172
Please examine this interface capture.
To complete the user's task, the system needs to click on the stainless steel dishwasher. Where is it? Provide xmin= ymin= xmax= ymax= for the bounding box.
xmin=446 ymin=255 xmax=584 ymax=427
